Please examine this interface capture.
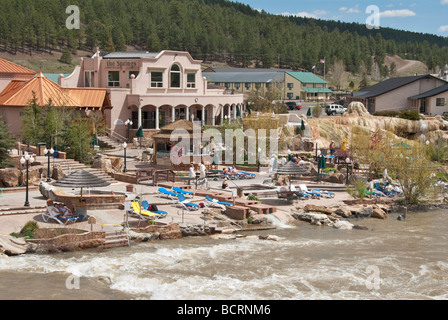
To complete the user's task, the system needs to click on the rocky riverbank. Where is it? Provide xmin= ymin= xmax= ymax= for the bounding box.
xmin=291 ymin=198 xmax=448 ymax=230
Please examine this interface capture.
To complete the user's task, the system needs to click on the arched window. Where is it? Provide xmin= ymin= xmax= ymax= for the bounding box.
xmin=170 ymin=64 xmax=181 ymax=88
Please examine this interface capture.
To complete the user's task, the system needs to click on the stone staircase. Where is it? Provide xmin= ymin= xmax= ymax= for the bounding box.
xmin=103 ymin=230 xmax=130 ymax=249
xmin=0 ymin=206 xmax=47 ymax=217
xmin=97 ymin=134 xmax=124 ymax=150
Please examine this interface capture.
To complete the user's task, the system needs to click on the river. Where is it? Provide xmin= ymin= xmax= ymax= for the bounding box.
xmin=0 ymin=210 xmax=447 ymax=300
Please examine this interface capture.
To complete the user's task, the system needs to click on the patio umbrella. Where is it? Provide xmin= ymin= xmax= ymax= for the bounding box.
xmin=136 ymin=126 xmax=144 ymax=138
xmin=92 ymin=133 xmax=98 ymax=146
xmin=275 ymin=161 xmax=310 ymax=187
xmin=301 ymin=119 xmax=306 ymax=131
xmin=53 ymin=170 xmax=111 ymax=200
xmin=307 ymin=108 xmax=312 ymax=117
xmin=236 ymin=106 xmax=241 ymax=118
xmin=319 ymin=155 xmax=327 ymax=170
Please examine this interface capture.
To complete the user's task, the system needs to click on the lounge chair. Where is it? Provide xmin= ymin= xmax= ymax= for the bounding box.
xmin=290 ymin=185 xmax=311 ymax=199
xmin=374 ymin=183 xmax=395 ymax=196
xmin=129 ymin=202 xmax=163 ymax=220
xmin=42 ymin=206 xmax=82 ymax=225
xmin=313 ymin=189 xmax=335 ymax=198
xmin=141 ymin=200 xmax=168 ymax=216
xmin=298 ymin=184 xmax=322 ymax=198
xmin=175 ymin=194 xmax=200 ymax=211
xmin=205 ymin=196 xmax=233 ymax=210
xmin=158 ymin=187 xmax=179 ymax=200
xmin=172 ymin=187 xmax=195 ymax=198
xmin=238 ymin=171 xmax=256 ymax=179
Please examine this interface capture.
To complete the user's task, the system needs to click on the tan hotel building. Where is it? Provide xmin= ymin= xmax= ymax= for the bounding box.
xmin=59 ymin=49 xmax=244 ymax=140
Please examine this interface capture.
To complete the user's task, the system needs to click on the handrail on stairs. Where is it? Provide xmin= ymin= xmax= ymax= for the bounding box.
xmin=105 ymin=128 xmax=127 ymax=144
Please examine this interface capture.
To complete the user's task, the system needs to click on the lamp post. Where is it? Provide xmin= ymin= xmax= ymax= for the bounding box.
xmin=125 ymin=119 xmax=133 ymax=143
xmin=258 ymin=147 xmax=262 ymax=173
xmin=20 ymin=153 xmax=35 ymax=207
xmin=123 ymin=142 xmax=128 ymax=173
xmin=44 ymin=148 xmax=54 ymax=182
xmin=346 ymin=157 xmax=351 ymax=185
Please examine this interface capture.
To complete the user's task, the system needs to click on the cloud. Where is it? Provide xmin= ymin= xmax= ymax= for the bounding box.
xmin=339 ymin=5 xmax=360 ymax=13
xmin=282 ymin=10 xmax=327 ymax=19
xmin=380 ymin=9 xmax=416 ymax=18
xmin=441 ymin=0 xmax=448 ymax=4
xmin=438 ymin=25 xmax=448 ymax=32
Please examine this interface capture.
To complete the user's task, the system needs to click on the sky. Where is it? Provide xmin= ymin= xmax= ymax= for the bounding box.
xmin=233 ymin=0 xmax=448 ymax=37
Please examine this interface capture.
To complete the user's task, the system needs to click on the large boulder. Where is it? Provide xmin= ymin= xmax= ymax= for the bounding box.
xmin=0 ymin=169 xmax=20 ymax=187
xmin=304 ymin=204 xmax=333 ymax=215
xmin=371 ymin=206 xmax=387 ymax=219
xmin=332 ymin=207 xmax=352 ymax=218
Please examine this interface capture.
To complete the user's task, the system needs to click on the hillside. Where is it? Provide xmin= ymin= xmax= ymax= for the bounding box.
xmin=0 ymin=0 xmax=445 ymax=83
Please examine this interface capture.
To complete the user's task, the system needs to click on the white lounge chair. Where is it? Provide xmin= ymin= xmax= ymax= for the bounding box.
xmin=42 ymin=206 xmax=80 ymax=225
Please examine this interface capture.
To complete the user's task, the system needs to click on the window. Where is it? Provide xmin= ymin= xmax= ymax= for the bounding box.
xmin=245 ymin=83 xmax=251 ymax=90
xmin=187 ymin=72 xmax=196 ymax=88
xmin=287 ymin=83 xmax=294 ymax=89
xmin=235 ymin=83 xmax=241 ymax=90
xmin=85 ymin=71 xmax=95 ymax=88
xmin=151 ymin=71 xmax=163 ymax=88
xmin=170 ymin=64 xmax=181 ymax=88
xmin=108 ymin=71 xmax=120 ymax=87
xmin=436 ymin=98 xmax=446 ymax=107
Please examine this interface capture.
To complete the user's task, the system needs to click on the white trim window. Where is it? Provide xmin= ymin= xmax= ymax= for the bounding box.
xmin=151 ymin=71 xmax=163 ymax=88
xmin=170 ymin=64 xmax=181 ymax=88
xmin=187 ymin=72 xmax=196 ymax=88
xmin=108 ymin=71 xmax=120 ymax=87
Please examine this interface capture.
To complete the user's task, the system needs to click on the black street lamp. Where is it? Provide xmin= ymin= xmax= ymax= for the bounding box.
xmin=346 ymin=157 xmax=351 ymax=185
xmin=123 ymin=142 xmax=128 ymax=173
xmin=44 ymin=148 xmax=54 ymax=182
xmin=125 ymin=119 xmax=133 ymax=143
xmin=20 ymin=153 xmax=35 ymax=207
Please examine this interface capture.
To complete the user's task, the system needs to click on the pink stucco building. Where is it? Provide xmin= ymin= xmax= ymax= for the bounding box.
xmin=59 ymin=49 xmax=245 ymax=141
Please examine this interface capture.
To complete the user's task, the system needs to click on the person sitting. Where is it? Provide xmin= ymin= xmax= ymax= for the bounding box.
xmin=222 ymin=178 xmax=229 ymax=189
xmin=55 ymin=203 xmax=73 ymax=218
xmin=223 ymin=167 xmax=229 ymax=175
xmin=230 ymin=166 xmax=238 ymax=175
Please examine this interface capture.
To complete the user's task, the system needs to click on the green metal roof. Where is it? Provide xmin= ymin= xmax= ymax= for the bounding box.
xmin=287 ymin=72 xmax=328 ymax=84
xmin=302 ymin=87 xmax=333 ymax=94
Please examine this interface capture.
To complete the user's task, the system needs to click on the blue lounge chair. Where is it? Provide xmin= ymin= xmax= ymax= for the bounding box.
xmin=173 ymin=187 xmax=195 ymax=198
xmin=205 ymin=196 xmax=233 ymax=210
xmin=238 ymin=171 xmax=256 ymax=179
xmin=313 ymin=189 xmax=335 ymax=198
xmin=374 ymin=183 xmax=395 ymax=196
xmin=175 ymin=194 xmax=200 ymax=211
xmin=158 ymin=188 xmax=179 ymax=200
xmin=299 ymin=184 xmax=322 ymax=198
xmin=141 ymin=200 xmax=168 ymax=216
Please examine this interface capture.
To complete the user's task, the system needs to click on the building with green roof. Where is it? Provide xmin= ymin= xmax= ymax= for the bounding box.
xmin=285 ymin=72 xmax=333 ymax=101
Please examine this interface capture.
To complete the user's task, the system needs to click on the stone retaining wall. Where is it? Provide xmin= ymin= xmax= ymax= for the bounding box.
xmin=26 ymin=231 xmax=105 ymax=252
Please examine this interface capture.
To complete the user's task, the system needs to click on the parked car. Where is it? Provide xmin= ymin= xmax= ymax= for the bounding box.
xmin=325 ymin=104 xmax=347 ymax=116
xmin=285 ymin=102 xmax=302 ymax=111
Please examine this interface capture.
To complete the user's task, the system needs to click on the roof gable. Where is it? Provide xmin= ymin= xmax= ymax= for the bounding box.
xmin=409 ymin=83 xmax=448 ymax=100
xmin=0 ymin=58 xmax=36 ymax=75
xmin=286 ymin=72 xmax=328 ymax=84
xmin=353 ymin=75 xmax=445 ymax=99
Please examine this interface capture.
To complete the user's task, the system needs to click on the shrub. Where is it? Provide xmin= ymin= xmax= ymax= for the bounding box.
xmin=399 ymin=110 xmax=421 ymax=121
xmin=346 ymin=177 xmax=367 ymax=199
xmin=374 ymin=110 xmax=399 ymax=117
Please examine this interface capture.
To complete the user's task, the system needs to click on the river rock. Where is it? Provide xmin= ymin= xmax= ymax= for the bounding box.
xmin=303 ymin=204 xmax=333 ymax=215
xmin=348 ymin=205 xmax=373 ymax=218
xmin=295 ymin=212 xmax=332 ymax=225
xmin=332 ymin=207 xmax=352 ymax=218
xmin=333 ymin=220 xmax=354 ymax=230
xmin=371 ymin=207 xmax=387 ymax=220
